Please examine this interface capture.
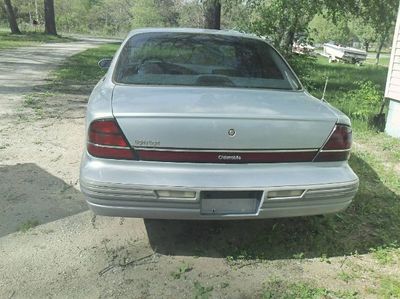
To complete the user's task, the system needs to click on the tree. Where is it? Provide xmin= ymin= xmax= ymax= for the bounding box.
xmin=44 ymin=0 xmax=57 ymax=35
xmin=177 ymin=0 xmax=203 ymax=28
xmin=156 ymin=0 xmax=180 ymax=27
xmin=309 ymin=14 xmax=352 ymax=45
xmin=131 ymin=0 xmax=163 ymax=28
xmin=3 ymin=0 xmax=21 ymax=34
xmin=358 ymin=0 xmax=398 ymax=64
xmin=243 ymin=0 xmax=323 ymax=55
xmin=348 ymin=18 xmax=376 ymax=52
xmin=203 ymin=0 xmax=221 ymax=29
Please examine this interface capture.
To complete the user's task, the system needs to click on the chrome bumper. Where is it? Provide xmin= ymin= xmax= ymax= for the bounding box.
xmin=80 ymin=153 xmax=359 ymax=220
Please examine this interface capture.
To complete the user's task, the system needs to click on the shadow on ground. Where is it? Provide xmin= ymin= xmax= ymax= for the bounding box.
xmin=145 ymin=153 xmax=400 ymax=260
xmin=0 ymin=163 xmax=87 ymax=237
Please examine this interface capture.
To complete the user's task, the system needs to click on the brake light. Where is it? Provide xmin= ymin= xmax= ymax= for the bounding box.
xmin=314 ymin=125 xmax=352 ymax=162
xmin=87 ymin=119 xmax=134 ymax=159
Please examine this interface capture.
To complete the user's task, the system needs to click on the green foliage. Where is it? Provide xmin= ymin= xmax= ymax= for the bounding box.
xmin=178 ymin=1 xmax=204 ymax=28
xmin=378 ymin=277 xmax=400 ymax=299
xmin=52 ymin=43 xmax=120 ymax=85
xmin=18 ymin=219 xmax=40 ymax=232
xmin=243 ymin=0 xmax=321 ymax=54
xmin=370 ymin=242 xmax=399 ymax=265
xmin=131 ymin=0 xmax=164 ymax=28
xmin=287 ymin=54 xmax=317 ymax=90
xmin=338 ymin=271 xmax=358 ymax=283
xmin=170 ymin=262 xmax=193 ymax=279
xmin=339 ymin=81 xmax=383 ymax=122
xmin=309 ymin=14 xmax=352 ymax=45
xmin=263 ymin=279 xmax=359 ymax=299
xmin=193 ymin=281 xmax=213 ymax=299
xmin=0 ymin=31 xmax=73 ymax=49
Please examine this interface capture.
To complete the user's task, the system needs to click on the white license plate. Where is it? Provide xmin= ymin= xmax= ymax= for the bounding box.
xmin=201 ymin=197 xmax=258 ymax=215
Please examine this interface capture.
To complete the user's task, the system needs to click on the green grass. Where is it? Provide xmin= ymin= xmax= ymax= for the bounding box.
xmin=262 ymin=279 xmax=358 ymax=299
xmin=193 ymin=281 xmax=213 ymax=299
xmin=0 ymin=31 xmax=74 ymax=49
xmin=170 ymin=262 xmax=193 ymax=279
xmin=370 ymin=244 xmax=399 ymax=265
xmin=366 ymin=56 xmax=390 ymax=67
xmin=303 ymin=56 xmax=387 ymax=99
xmin=291 ymin=55 xmax=389 ymax=132
xmin=52 ymin=43 xmax=120 ymax=86
xmin=378 ymin=277 xmax=400 ymax=298
xmin=18 ymin=219 xmax=40 ymax=232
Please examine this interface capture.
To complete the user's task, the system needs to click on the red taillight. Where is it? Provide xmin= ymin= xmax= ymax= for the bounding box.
xmin=314 ymin=125 xmax=352 ymax=162
xmin=87 ymin=119 xmax=134 ymax=160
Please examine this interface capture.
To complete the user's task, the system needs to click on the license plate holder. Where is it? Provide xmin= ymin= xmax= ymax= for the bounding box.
xmin=200 ymin=191 xmax=261 ymax=215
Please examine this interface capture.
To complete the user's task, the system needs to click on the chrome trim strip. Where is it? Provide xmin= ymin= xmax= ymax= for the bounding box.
xmin=265 ymin=190 xmax=306 ymax=201
xmin=134 ymin=147 xmax=319 ymax=153
xmin=88 ymin=142 xmax=130 ymax=150
xmin=319 ymin=149 xmax=351 ymax=153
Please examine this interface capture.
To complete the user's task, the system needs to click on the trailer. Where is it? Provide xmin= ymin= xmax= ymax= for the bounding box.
xmin=292 ymin=42 xmax=316 ymax=56
xmin=323 ymin=43 xmax=367 ymax=65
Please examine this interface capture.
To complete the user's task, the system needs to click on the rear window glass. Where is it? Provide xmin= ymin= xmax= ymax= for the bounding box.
xmin=113 ymin=32 xmax=301 ymax=90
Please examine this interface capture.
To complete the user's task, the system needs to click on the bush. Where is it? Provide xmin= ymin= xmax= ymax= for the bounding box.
xmin=339 ymin=80 xmax=383 ymax=122
xmin=287 ymin=54 xmax=317 ymax=91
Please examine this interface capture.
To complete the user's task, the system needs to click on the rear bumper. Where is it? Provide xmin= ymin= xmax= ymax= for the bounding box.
xmin=80 ymin=153 xmax=359 ymax=220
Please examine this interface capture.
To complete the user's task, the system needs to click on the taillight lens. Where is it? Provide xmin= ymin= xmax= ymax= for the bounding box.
xmin=87 ymin=119 xmax=134 ymax=160
xmin=314 ymin=125 xmax=352 ymax=162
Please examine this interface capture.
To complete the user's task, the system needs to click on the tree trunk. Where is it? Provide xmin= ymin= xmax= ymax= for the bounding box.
xmin=3 ymin=0 xmax=21 ymax=34
xmin=203 ymin=0 xmax=221 ymax=30
xmin=376 ymin=29 xmax=388 ymax=65
xmin=44 ymin=0 xmax=57 ymax=35
xmin=281 ymin=28 xmax=296 ymax=57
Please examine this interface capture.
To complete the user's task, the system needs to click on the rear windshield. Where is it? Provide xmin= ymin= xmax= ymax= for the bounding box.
xmin=113 ymin=32 xmax=301 ymax=90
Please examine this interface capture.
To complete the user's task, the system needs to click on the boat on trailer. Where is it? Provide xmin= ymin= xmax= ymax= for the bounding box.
xmin=323 ymin=43 xmax=367 ymax=65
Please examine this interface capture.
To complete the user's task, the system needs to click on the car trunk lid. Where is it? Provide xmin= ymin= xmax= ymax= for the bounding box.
xmin=112 ymin=86 xmax=338 ymax=162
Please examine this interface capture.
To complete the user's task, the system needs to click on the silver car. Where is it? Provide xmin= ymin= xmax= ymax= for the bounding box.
xmin=80 ymin=28 xmax=359 ymax=220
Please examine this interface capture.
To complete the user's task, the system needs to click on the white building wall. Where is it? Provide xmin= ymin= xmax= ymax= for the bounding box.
xmin=385 ymin=4 xmax=400 ymax=138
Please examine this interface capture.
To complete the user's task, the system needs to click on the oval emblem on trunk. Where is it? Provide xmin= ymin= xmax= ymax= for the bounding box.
xmin=228 ymin=128 xmax=236 ymax=137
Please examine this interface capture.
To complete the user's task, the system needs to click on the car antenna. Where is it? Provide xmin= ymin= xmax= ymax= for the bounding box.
xmin=321 ymin=77 xmax=329 ymax=102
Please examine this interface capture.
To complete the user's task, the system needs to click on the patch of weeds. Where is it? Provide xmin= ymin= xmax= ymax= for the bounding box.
xmin=262 ymin=279 xmax=359 ymax=299
xmin=226 ymin=248 xmax=254 ymax=266
xmin=0 ymin=143 xmax=10 ymax=149
xmin=18 ymin=219 xmax=40 ymax=232
xmin=220 ymin=282 xmax=229 ymax=289
xmin=320 ymin=254 xmax=332 ymax=264
xmin=338 ymin=271 xmax=358 ymax=283
xmin=370 ymin=242 xmax=399 ymax=265
xmin=340 ymin=80 xmax=383 ymax=122
xmin=170 ymin=262 xmax=193 ymax=279
xmin=23 ymin=92 xmax=54 ymax=118
xmin=378 ymin=277 xmax=400 ymax=298
xmin=293 ymin=252 xmax=305 ymax=260
xmin=193 ymin=281 xmax=213 ymax=299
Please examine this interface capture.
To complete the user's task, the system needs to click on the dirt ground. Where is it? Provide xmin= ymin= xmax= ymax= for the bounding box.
xmin=0 ymin=41 xmax=396 ymax=298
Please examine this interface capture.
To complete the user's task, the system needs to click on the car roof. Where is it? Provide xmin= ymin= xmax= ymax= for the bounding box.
xmin=127 ymin=27 xmax=263 ymax=41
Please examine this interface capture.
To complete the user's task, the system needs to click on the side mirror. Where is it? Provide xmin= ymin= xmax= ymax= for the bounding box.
xmin=98 ymin=58 xmax=112 ymax=70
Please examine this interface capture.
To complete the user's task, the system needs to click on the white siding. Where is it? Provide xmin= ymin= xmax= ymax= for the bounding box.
xmin=386 ymin=8 xmax=400 ymax=101
xmin=385 ymin=4 xmax=400 ymax=138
